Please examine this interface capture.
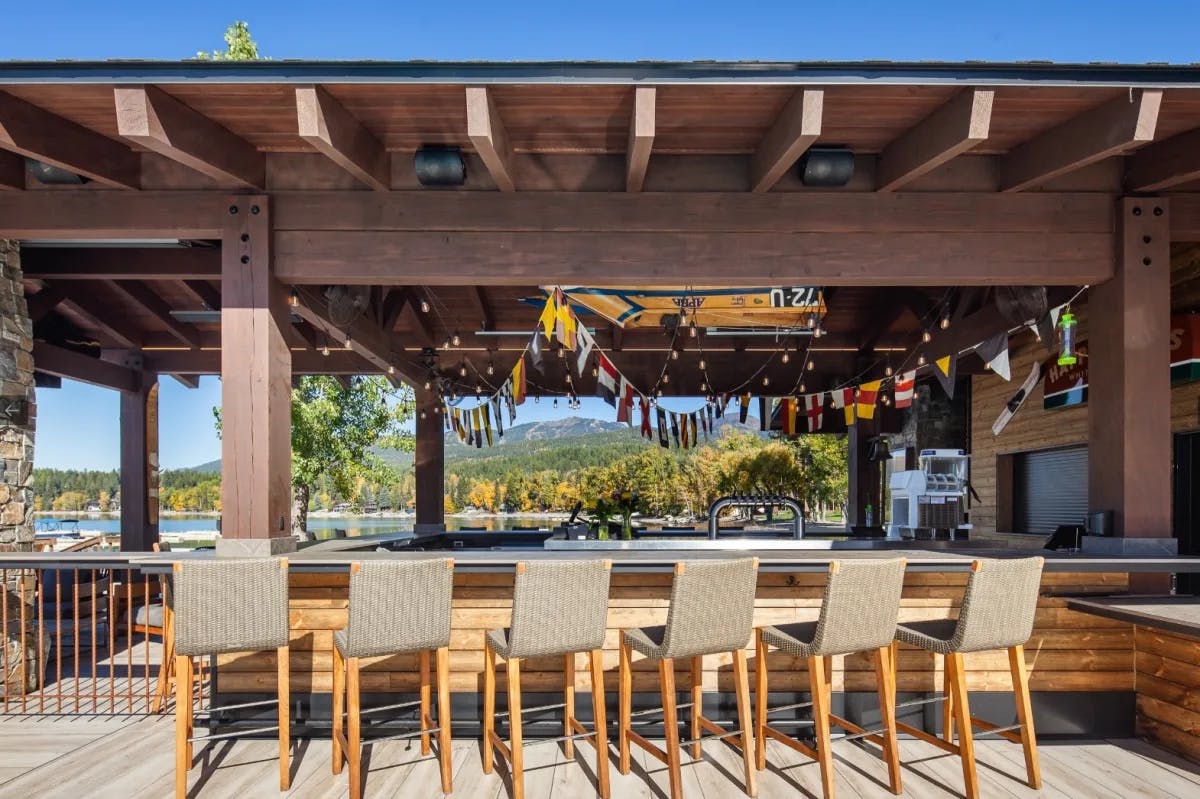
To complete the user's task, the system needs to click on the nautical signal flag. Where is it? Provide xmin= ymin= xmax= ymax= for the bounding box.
xmin=806 ymin=394 xmax=824 ymax=432
xmin=781 ymin=397 xmax=798 ymax=436
xmin=934 ymin=354 xmax=957 ymax=399
xmin=856 ymin=380 xmax=882 ymax=420
xmin=511 ymin=357 xmax=527 ymax=404
xmin=894 ymin=370 xmax=916 ymax=408
xmin=596 ymin=353 xmax=619 ymax=406
xmin=830 ymin=388 xmax=855 ymax=425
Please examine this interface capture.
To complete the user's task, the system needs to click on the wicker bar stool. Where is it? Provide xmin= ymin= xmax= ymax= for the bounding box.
xmin=483 ymin=559 xmax=613 ymax=799
xmin=332 ymin=558 xmax=455 ymax=799
xmin=171 ymin=557 xmax=291 ymax=799
xmin=754 ymin=558 xmax=907 ymax=799
xmin=892 ymin=557 xmax=1044 ymax=799
xmin=618 ymin=558 xmax=759 ymax=799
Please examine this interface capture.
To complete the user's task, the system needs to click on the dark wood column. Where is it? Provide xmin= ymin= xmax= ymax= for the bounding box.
xmin=414 ymin=393 xmax=445 ymax=532
xmin=218 ymin=196 xmax=295 ymax=554
xmin=119 ymin=372 xmax=158 ymax=551
xmin=847 ymin=419 xmax=882 ymax=528
xmin=1088 ymin=198 xmax=1172 ymax=584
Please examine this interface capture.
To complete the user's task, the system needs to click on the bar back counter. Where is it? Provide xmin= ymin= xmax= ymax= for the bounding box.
xmin=123 ymin=540 xmax=1200 ymax=761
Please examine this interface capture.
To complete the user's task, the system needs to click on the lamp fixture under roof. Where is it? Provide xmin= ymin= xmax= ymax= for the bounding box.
xmin=414 ymin=146 xmax=466 ymax=187
xmin=796 ymin=147 xmax=854 ymax=187
xmin=26 ymin=158 xmax=87 ymax=186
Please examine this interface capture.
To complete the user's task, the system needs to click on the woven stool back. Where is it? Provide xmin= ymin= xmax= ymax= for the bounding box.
xmin=952 ymin=557 xmax=1044 ymax=653
xmin=660 ymin=558 xmax=758 ymax=660
xmin=342 ymin=559 xmax=454 ymax=658
xmin=810 ymin=558 xmax=907 ymax=656
xmin=504 ymin=560 xmax=612 ymax=659
xmin=173 ymin=558 xmax=290 ymax=657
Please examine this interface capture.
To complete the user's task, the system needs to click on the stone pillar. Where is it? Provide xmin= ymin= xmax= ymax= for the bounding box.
xmin=1086 ymin=198 xmax=1174 ymax=585
xmin=218 ymin=197 xmax=295 ymax=556
xmin=414 ymin=391 xmax=445 ymax=532
xmin=0 ymin=240 xmax=34 ymax=552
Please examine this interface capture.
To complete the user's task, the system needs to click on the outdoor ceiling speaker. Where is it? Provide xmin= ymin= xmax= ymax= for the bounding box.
xmin=414 ymin=146 xmax=466 ymax=186
xmin=797 ymin=147 xmax=854 ymax=187
xmin=26 ymin=158 xmax=87 ymax=185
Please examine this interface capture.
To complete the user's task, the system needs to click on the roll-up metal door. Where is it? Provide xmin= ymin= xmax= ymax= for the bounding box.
xmin=1015 ymin=446 xmax=1088 ymax=534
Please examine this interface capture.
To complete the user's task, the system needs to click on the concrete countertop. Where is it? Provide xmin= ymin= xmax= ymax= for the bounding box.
xmin=1067 ymin=596 xmax=1200 ymax=638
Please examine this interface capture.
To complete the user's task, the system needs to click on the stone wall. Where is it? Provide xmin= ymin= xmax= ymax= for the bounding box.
xmin=0 ymin=239 xmax=35 ymax=551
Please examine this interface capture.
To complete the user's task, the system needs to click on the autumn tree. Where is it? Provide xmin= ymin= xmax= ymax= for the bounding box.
xmin=195 ymin=21 xmax=261 ymax=61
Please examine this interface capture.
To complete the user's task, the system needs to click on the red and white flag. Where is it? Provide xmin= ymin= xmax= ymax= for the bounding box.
xmin=596 ymin=353 xmax=619 ymax=406
xmin=894 ymin=370 xmax=916 ymax=408
xmin=616 ymin=377 xmax=637 ymax=425
xmin=830 ymin=388 xmax=855 ymax=425
xmin=806 ymin=394 xmax=824 ymax=432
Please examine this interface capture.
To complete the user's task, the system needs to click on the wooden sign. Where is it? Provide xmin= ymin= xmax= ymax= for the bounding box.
xmin=552 ymin=286 xmax=826 ymax=329
xmin=0 ymin=398 xmax=28 ymax=426
xmin=1043 ymin=313 xmax=1200 ymax=409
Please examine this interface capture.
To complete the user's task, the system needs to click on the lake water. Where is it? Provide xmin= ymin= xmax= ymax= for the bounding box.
xmin=34 ymin=513 xmax=564 ymax=539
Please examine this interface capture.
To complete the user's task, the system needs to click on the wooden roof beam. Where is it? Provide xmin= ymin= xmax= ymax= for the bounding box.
xmin=0 ymin=151 xmax=22 ymax=190
xmin=25 ymin=285 xmax=67 ymax=323
xmin=107 ymin=280 xmax=201 ymax=349
xmin=179 ymin=279 xmax=221 ymax=310
xmin=626 ymin=87 xmax=655 ymax=192
xmin=115 ymin=86 xmax=265 ymax=189
xmin=21 ymin=247 xmax=220 ymax=281
xmin=33 ymin=341 xmax=139 ymax=392
xmin=0 ymin=90 xmax=139 ymax=189
xmin=750 ymin=89 xmax=823 ymax=193
xmin=401 ymin=288 xmax=437 ymax=348
xmin=468 ymin=286 xmax=495 ymax=331
xmin=169 ymin=374 xmax=201 ymax=389
xmin=1000 ymin=88 xmax=1161 ymax=193
xmin=290 ymin=285 xmax=403 ymax=384
xmin=1126 ymin=127 xmax=1200 ymax=192
xmin=466 ymin=87 xmax=516 ymax=191
xmin=876 ymin=89 xmax=993 ymax=192
xmin=296 ymin=85 xmax=390 ymax=191
xmin=60 ymin=285 xmax=144 ymax=349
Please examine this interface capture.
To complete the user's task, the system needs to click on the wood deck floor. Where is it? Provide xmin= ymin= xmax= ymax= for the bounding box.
xmin=0 ymin=715 xmax=1197 ymax=798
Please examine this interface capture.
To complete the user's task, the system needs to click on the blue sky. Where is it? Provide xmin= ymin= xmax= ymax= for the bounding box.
xmin=21 ymin=0 xmax=1200 ymax=469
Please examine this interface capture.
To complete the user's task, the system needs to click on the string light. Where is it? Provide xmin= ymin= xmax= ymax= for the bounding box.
xmin=288 ymin=290 xmax=299 ymax=308
xmin=486 ymin=361 xmax=495 ymax=376
xmin=388 ymin=365 xmax=395 ymax=376
xmin=662 ymin=371 xmax=671 ymax=384
xmin=700 ymin=381 xmax=707 ymax=392
xmin=553 ymin=397 xmax=559 ymax=408
xmin=807 ymin=358 xmax=816 ymax=371
xmin=670 ymin=349 xmax=680 ymax=361
xmin=557 ymin=346 xmax=565 ymax=359
xmin=656 ymin=388 xmax=664 ymax=397
xmin=344 ymin=335 xmax=353 ymax=349
xmin=321 ymin=343 xmax=330 ymax=357
xmin=939 ymin=310 xmax=951 ymax=330
xmin=459 ymin=362 xmax=468 ymax=377
xmin=689 ymin=319 xmax=698 ymax=338
xmin=565 ymin=373 xmax=573 ymax=385
xmin=799 ymin=382 xmax=806 ymax=393
xmin=419 ymin=298 xmax=430 ymax=314
xmin=591 ymin=364 xmax=599 ymax=378
xmin=781 ymin=350 xmax=790 ymax=364
xmin=442 ymin=337 xmax=451 ymax=350
xmin=451 ymin=331 xmax=461 ymax=347
xmin=884 ymin=364 xmax=894 ymax=377
xmin=922 ymin=329 xmax=933 ymax=344
xmin=698 ymin=358 xmax=706 ymax=371
xmin=420 ymin=410 xmax=427 ymax=419
xmin=881 ymin=392 xmax=891 ymax=406
xmin=762 ymin=375 xmax=770 ymax=387
xmin=917 ymin=353 xmax=927 ymax=366
xmin=423 ymin=376 xmax=433 ymax=391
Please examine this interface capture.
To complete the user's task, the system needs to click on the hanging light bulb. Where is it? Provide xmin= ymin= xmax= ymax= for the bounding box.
xmin=423 ymin=376 xmax=433 ymax=391
xmin=940 ymin=310 xmax=951 ymax=330
xmin=656 ymin=387 xmax=664 ymax=398
xmin=918 ymin=353 xmax=927 ymax=366
xmin=556 ymin=346 xmax=565 ymax=359
xmin=553 ymin=397 xmax=559 ymax=408
xmin=762 ymin=375 xmax=770 ymax=387
xmin=662 ymin=371 xmax=671 ymax=384
xmin=881 ymin=392 xmax=891 ymax=406
xmin=419 ymin=298 xmax=430 ymax=314
xmin=591 ymin=364 xmax=599 ymax=378
xmin=799 ymin=381 xmax=807 ymax=393
xmin=486 ymin=361 xmax=495 ymax=376
xmin=807 ymin=358 xmax=815 ymax=371
xmin=420 ymin=410 xmax=427 ymax=419
xmin=451 ymin=331 xmax=461 ymax=347
xmin=288 ymin=289 xmax=299 ymax=308
xmin=700 ymin=381 xmax=707 ymax=392
xmin=388 ymin=365 xmax=396 ymax=376
xmin=565 ymin=373 xmax=573 ymax=385
xmin=781 ymin=351 xmax=790 ymax=364
xmin=884 ymin=364 xmax=894 ymax=377
xmin=922 ymin=329 xmax=933 ymax=344
xmin=814 ymin=321 xmax=824 ymax=339
xmin=670 ymin=348 xmax=680 ymax=361
xmin=689 ymin=319 xmax=698 ymax=338
xmin=475 ymin=384 xmax=482 ymax=395
xmin=534 ymin=395 xmax=540 ymax=404
xmin=442 ymin=337 xmax=451 ymax=350
xmin=698 ymin=358 xmax=706 ymax=371
xmin=321 ymin=343 xmax=331 ymax=357
xmin=344 ymin=335 xmax=353 ymax=349
xmin=459 ymin=362 xmax=468 ymax=377
xmin=434 ymin=404 xmax=441 ymax=414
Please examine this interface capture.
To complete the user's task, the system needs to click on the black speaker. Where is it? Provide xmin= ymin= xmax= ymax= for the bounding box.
xmin=414 ymin=147 xmax=466 ymax=186
xmin=797 ymin=147 xmax=855 ymax=187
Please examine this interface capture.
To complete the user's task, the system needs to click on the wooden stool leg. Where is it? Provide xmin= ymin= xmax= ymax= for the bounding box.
xmin=1008 ymin=644 xmax=1041 ymax=789
xmin=873 ymin=646 xmax=902 ymax=795
xmin=483 ymin=640 xmax=496 ymax=774
xmin=809 ymin=655 xmax=836 ymax=799
xmin=153 ymin=612 xmax=174 ymax=714
xmin=278 ymin=645 xmax=291 ymax=791
xmin=660 ymin=658 xmax=683 ymax=799
xmin=420 ymin=649 xmax=432 ymax=756
xmin=508 ymin=657 xmax=525 ymax=799
xmin=733 ymin=649 xmax=758 ymax=798
xmin=754 ymin=630 xmax=768 ymax=772
xmin=436 ymin=646 xmax=453 ymax=794
xmin=690 ymin=655 xmax=703 ymax=759
xmin=347 ymin=656 xmax=363 ymax=799
xmin=942 ymin=653 xmax=954 ymax=743
xmin=173 ymin=654 xmax=190 ymax=799
xmin=618 ymin=637 xmax=632 ymax=775
xmin=332 ymin=644 xmax=345 ymax=774
xmin=185 ymin=657 xmax=194 ymax=764
xmin=589 ymin=648 xmax=611 ymax=799
xmin=564 ymin=652 xmax=576 ymax=758
xmin=946 ymin=652 xmax=979 ymax=799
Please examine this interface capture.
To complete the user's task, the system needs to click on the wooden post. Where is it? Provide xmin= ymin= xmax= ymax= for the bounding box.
xmin=119 ymin=372 xmax=159 ymax=551
xmin=1088 ymin=197 xmax=1172 ymax=587
xmin=218 ymin=195 xmax=295 ymax=555
xmin=847 ymin=419 xmax=881 ymax=528
xmin=414 ymin=392 xmax=445 ymax=531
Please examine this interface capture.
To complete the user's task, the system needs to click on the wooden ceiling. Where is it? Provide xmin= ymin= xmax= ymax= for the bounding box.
xmin=8 ymin=62 xmax=1200 ymax=393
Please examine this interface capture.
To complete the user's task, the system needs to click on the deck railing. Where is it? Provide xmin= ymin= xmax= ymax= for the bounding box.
xmin=0 ymin=553 xmax=204 ymax=716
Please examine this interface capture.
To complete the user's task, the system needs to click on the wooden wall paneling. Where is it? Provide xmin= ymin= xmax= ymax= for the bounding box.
xmin=1134 ymin=626 xmax=1200 ymax=763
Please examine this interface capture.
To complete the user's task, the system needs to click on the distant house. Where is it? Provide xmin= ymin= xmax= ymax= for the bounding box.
xmin=332 ymin=502 xmax=354 ymax=514
xmin=84 ymin=500 xmax=102 ymax=512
